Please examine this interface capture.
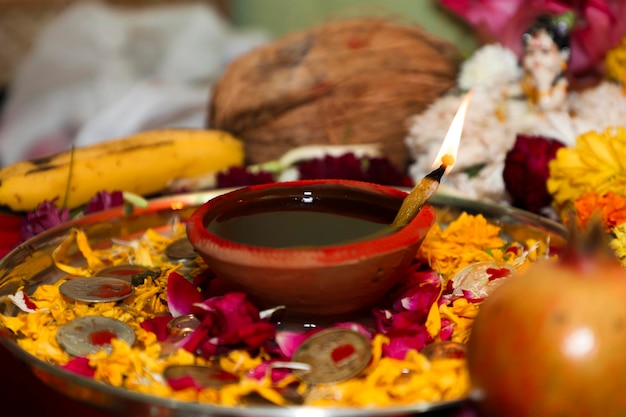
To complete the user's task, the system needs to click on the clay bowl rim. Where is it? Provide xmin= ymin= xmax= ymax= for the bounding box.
xmin=186 ymin=179 xmax=436 ymax=268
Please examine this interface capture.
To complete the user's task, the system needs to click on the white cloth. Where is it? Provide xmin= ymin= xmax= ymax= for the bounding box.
xmin=0 ymin=1 xmax=268 ymax=166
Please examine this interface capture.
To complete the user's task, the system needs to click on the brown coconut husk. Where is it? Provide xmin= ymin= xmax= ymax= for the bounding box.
xmin=208 ymin=17 xmax=462 ymax=171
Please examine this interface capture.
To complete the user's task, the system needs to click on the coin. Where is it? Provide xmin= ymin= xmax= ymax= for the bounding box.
xmin=420 ymin=341 xmax=467 ymax=360
xmin=56 ymin=316 xmax=136 ymax=357
xmin=292 ymin=327 xmax=372 ymax=384
xmin=59 ymin=277 xmax=134 ymax=303
xmin=163 ymin=364 xmax=239 ymax=389
xmin=97 ymin=264 xmax=153 ymax=281
xmin=165 ymin=238 xmax=197 ymax=261
xmin=167 ymin=314 xmax=201 ymax=338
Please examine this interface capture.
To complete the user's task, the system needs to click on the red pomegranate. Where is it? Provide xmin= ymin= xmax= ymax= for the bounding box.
xmin=468 ymin=226 xmax=626 ymax=417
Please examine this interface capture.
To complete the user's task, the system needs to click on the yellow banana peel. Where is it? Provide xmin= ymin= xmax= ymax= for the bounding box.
xmin=0 ymin=129 xmax=245 ymax=211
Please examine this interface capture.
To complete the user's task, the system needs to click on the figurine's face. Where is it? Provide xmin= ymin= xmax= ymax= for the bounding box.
xmin=523 ymin=30 xmax=565 ymax=75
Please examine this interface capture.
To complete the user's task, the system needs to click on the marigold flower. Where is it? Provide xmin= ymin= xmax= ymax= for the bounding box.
xmin=1 ymin=205 xmax=554 ymax=408
xmin=610 ymin=223 xmax=626 ymax=266
xmin=605 ymin=34 xmax=626 ymax=84
xmin=417 ymin=213 xmax=505 ymax=280
xmin=574 ymin=191 xmax=626 ymax=231
xmin=547 ymin=127 xmax=626 ymax=215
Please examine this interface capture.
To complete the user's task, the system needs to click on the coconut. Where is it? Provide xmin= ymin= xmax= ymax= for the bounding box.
xmin=208 ymin=17 xmax=462 ymax=171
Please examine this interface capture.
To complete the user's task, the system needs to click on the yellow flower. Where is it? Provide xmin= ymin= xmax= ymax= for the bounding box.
xmin=610 ymin=223 xmax=626 ymax=267
xmin=440 ymin=298 xmax=479 ymax=344
xmin=304 ymin=350 xmax=469 ymax=407
xmin=547 ymin=127 xmax=626 ymax=214
xmin=418 ymin=213 xmax=505 ymax=280
xmin=605 ymin=35 xmax=626 ymax=84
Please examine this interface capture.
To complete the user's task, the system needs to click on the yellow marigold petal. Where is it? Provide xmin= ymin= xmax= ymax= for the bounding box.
xmin=425 ymin=299 xmax=442 ymax=339
xmin=549 ymin=127 xmax=626 ymax=213
xmin=52 ymin=229 xmax=104 ymax=276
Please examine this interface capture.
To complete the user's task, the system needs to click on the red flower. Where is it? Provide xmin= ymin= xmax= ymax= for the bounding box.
xmin=439 ymin=0 xmax=626 ymax=80
xmin=503 ymin=134 xmax=565 ymax=214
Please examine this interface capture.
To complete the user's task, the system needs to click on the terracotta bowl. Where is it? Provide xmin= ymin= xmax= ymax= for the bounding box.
xmin=186 ymin=179 xmax=436 ymax=316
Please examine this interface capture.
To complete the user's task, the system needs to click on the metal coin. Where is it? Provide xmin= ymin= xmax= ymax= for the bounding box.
xmin=167 ymin=314 xmax=201 ymax=338
xmin=59 ymin=277 xmax=134 ymax=303
xmin=165 ymin=238 xmax=197 ymax=261
xmin=292 ymin=327 xmax=372 ymax=384
xmin=56 ymin=316 xmax=136 ymax=357
xmin=420 ymin=341 xmax=467 ymax=360
xmin=163 ymin=364 xmax=239 ymax=389
xmin=97 ymin=264 xmax=153 ymax=281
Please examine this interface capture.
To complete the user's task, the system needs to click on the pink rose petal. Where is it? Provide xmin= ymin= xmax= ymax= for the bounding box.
xmin=167 ymin=271 xmax=203 ymax=317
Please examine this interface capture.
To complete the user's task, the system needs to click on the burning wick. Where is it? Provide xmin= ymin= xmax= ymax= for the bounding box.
xmin=391 ymin=157 xmax=450 ymax=228
xmin=391 ymin=90 xmax=472 ymax=228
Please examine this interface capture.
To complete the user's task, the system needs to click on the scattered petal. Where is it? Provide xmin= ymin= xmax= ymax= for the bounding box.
xmin=167 ymin=272 xmax=203 ymax=317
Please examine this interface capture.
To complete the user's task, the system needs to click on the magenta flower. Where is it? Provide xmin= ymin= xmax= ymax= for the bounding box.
xmin=247 ymin=361 xmax=296 ymax=383
xmin=83 ymin=190 xmax=124 ymax=214
xmin=217 ymin=154 xmax=412 ymax=188
xmin=503 ymin=134 xmax=565 ymax=214
xmin=371 ymin=266 xmax=440 ymax=359
xmin=297 ymin=154 xmax=413 ymax=187
xmin=217 ymin=167 xmax=275 ymax=188
xmin=166 ymin=375 xmax=206 ymax=391
xmin=381 ymin=330 xmax=431 ymax=359
xmin=180 ymin=292 xmax=276 ymax=358
xmin=439 ymin=0 xmax=626 ymax=80
xmin=439 ymin=319 xmax=455 ymax=341
xmin=274 ymin=330 xmax=315 ymax=359
xmin=20 ymin=200 xmax=70 ymax=242
xmin=372 ymin=308 xmax=435 ymax=359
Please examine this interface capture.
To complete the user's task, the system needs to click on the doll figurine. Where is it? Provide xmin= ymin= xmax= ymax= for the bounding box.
xmin=520 ymin=14 xmax=571 ymax=113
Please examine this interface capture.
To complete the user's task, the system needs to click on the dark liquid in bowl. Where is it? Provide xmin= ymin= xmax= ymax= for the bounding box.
xmin=206 ymin=186 xmax=400 ymax=248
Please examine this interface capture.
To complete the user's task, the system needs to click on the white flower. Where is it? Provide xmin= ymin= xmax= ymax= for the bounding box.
xmin=405 ymin=81 xmax=626 ymax=203
xmin=458 ymin=44 xmax=522 ymax=91
xmin=568 ymin=81 xmax=626 ymax=135
xmin=405 ymin=88 xmax=530 ymax=204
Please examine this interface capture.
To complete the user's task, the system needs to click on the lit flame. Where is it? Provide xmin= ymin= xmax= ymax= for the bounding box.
xmin=431 ymin=89 xmax=474 ymax=173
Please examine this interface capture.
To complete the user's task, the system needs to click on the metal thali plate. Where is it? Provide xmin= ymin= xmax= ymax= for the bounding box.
xmin=0 ymin=189 xmax=567 ymax=417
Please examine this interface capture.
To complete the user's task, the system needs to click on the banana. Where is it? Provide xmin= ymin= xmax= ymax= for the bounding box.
xmin=0 ymin=128 xmax=245 ymax=211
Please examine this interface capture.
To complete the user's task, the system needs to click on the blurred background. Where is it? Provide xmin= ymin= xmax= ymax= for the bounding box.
xmin=0 ymin=0 xmax=476 ymax=166
xmin=0 ymin=0 xmax=475 ymax=85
